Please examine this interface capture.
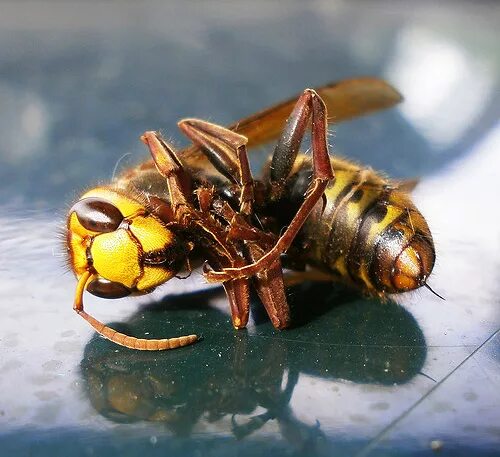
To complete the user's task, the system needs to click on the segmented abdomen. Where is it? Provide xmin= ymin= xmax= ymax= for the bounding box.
xmin=301 ymin=157 xmax=435 ymax=295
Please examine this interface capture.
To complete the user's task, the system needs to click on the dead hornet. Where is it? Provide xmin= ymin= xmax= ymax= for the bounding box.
xmin=66 ymin=77 xmax=437 ymax=351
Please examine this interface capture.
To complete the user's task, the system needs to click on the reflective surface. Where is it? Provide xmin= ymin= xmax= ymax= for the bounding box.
xmin=0 ymin=1 xmax=499 ymax=456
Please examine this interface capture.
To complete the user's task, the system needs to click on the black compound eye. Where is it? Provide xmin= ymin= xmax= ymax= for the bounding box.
xmin=71 ymin=197 xmax=124 ymax=233
xmin=87 ymin=278 xmax=132 ymax=299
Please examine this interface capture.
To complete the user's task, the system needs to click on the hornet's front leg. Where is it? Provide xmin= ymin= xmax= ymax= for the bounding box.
xmin=143 ymin=131 xmax=252 ymax=330
xmin=141 ymin=132 xmax=194 ymax=219
xmin=179 ymin=119 xmax=255 ymax=215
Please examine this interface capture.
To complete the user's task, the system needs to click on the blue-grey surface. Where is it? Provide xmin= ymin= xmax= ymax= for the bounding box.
xmin=0 ymin=1 xmax=499 ymax=456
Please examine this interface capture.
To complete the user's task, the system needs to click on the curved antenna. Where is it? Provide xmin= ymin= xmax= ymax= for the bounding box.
xmin=73 ymin=271 xmax=198 ymax=350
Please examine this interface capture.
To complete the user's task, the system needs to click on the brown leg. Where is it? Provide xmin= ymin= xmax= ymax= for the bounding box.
xmin=211 ymin=198 xmax=275 ymax=244
xmin=205 ymin=89 xmax=334 ymax=282
xmin=223 ymin=277 xmax=251 ymax=329
xmin=200 ymin=253 xmax=251 ymax=329
xmin=143 ymin=131 xmax=253 ymax=331
xmin=247 ymin=243 xmax=290 ymax=329
xmin=141 ymin=132 xmax=194 ymax=217
xmin=195 ymin=186 xmax=215 ymax=213
xmin=179 ymin=119 xmax=255 ymax=214
xmin=209 ymin=197 xmax=290 ymax=329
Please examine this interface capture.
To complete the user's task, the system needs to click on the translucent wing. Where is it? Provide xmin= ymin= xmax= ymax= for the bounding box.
xmin=182 ymin=77 xmax=402 ymax=163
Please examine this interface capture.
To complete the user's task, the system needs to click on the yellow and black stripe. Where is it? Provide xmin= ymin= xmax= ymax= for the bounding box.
xmin=301 ymin=157 xmax=435 ymax=295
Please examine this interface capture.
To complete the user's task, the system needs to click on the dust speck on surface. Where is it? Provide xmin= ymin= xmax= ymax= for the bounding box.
xmin=42 ymin=359 xmax=63 ymax=371
xmin=34 ymin=390 xmax=59 ymax=401
xmin=349 ymin=414 xmax=369 ymax=423
xmin=29 ymin=373 xmax=57 ymax=386
xmin=463 ymin=391 xmax=477 ymax=402
xmin=370 ymin=401 xmax=390 ymax=411
xmin=53 ymin=340 xmax=81 ymax=353
xmin=1 ymin=359 xmax=23 ymax=372
xmin=1 ymin=333 xmax=19 ymax=348
xmin=433 ymin=401 xmax=453 ymax=413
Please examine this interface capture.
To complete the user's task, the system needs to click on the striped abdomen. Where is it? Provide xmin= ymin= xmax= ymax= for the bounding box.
xmin=299 ymin=157 xmax=435 ymax=295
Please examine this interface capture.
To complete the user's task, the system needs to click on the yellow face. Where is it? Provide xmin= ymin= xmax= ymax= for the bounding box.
xmin=67 ymin=187 xmax=188 ymax=299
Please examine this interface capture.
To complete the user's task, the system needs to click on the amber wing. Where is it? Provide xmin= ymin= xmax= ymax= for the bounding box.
xmin=181 ymin=77 xmax=402 ymax=164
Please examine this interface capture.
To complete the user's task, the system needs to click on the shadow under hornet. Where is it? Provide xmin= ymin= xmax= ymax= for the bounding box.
xmin=80 ymin=282 xmax=427 ymax=446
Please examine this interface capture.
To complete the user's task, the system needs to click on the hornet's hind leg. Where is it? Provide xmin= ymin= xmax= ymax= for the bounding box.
xmin=204 ymin=89 xmax=335 ymax=283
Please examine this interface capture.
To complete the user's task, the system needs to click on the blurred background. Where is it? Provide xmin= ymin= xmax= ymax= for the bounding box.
xmin=0 ymin=1 xmax=499 ymax=456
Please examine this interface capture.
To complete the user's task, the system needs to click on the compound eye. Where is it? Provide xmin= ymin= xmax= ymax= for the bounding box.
xmin=87 ymin=278 xmax=132 ymax=299
xmin=71 ymin=197 xmax=124 ymax=233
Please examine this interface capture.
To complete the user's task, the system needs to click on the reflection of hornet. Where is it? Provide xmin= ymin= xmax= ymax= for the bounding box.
xmin=66 ymin=78 xmax=436 ymax=350
xmin=81 ymin=284 xmax=426 ymax=443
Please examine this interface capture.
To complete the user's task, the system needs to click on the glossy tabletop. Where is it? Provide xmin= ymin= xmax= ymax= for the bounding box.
xmin=0 ymin=1 xmax=499 ymax=456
